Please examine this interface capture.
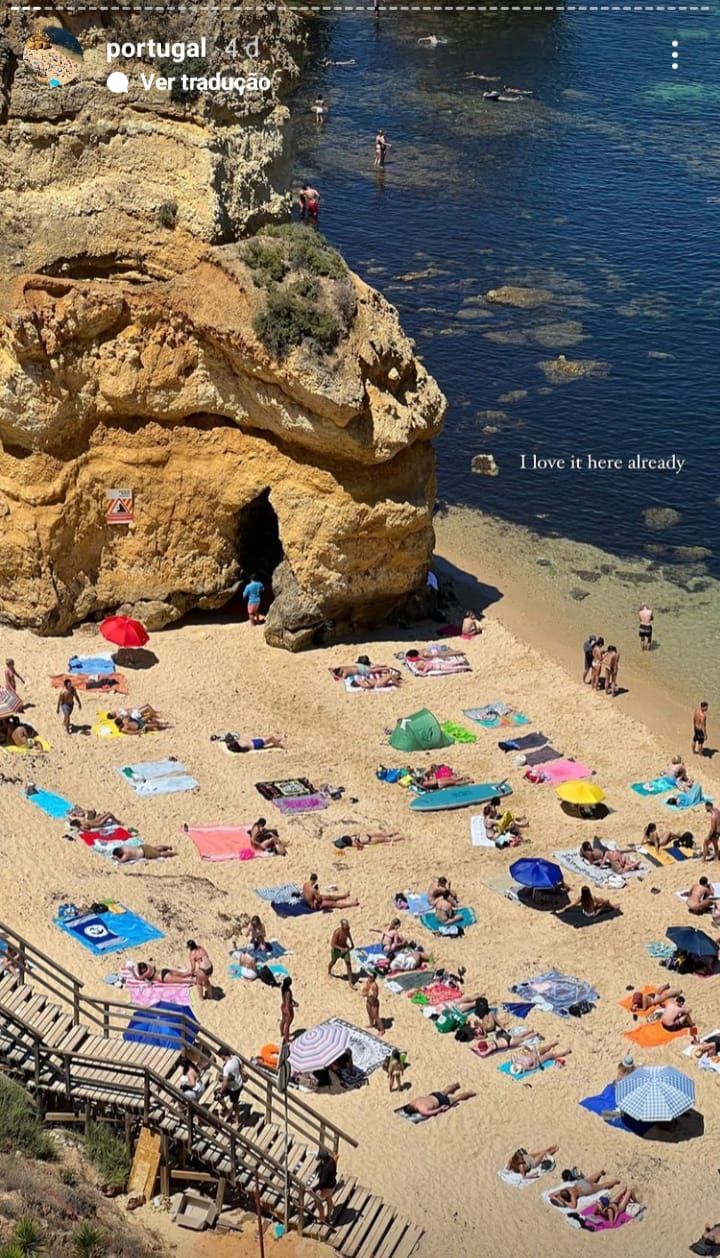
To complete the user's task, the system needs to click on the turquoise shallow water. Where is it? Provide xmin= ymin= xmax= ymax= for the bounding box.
xmin=290 ymin=11 xmax=720 ymax=587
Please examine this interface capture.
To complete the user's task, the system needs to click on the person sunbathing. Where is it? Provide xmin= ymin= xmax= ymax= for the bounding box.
xmin=643 ymin=822 xmax=682 ymax=852
xmin=336 ymin=830 xmax=405 ymax=849
xmin=505 ymin=1145 xmax=559 ymax=1178
xmin=659 ymin=994 xmax=694 ymax=1031
xmin=303 ymin=873 xmax=359 ymax=910
xmin=224 ymin=733 xmax=288 ymax=752
xmin=567 ymin=886 xmax=618 ymax=918
xmin=590 ymin=1185 xmax=641 ymax=1223
xmin=509 ymin=1042 xmax=571 ymax=1076
xmin=405 ymin=1082 xmax=476 ymax=1117
xmin=420 ymin=766 xmax=470 ymax=790
xmin=467 ymin=1000 xmax=538 ymax=1055
xmin=687 ymin=877 xmax=717 ymax=915
xmin=461 ymin=610 xmax=482 ymax=636
xmin=579 ymin=841 xmax=603 ymax=866
xmin=629 ymin=983 xmax=681 ymax=1013
xmin=331 ymin=656 xmax=373 ymax=679
xmin=599 ymin=846 xmax=641 ymax=873
xmin=112 ymin=843 xmax=176 ymax=862
xmin=381 ymin=918 xmax=407 ymax=955
xmin=549 ymin=1169 xmax=619 ymax=1210
xmin=131 ymin=960 xmax=192 ymax=984
xmin=428 ymin=876 xmax=459 ymax=905
xmin=68 ymin=808 xmax=120 ymax=831
xmin=693 ymin=1032 xmax=720 ymax=1060
xmin=107 ymin=705 xmax=168 ymax=733
xmin=350 ymin=669 xmax=401 ymax=690
xmin=249 ymin=819 xmax=287 ymax=856
xmin=667 ymin=756 xmax=692 ymax=785
xmin=390 ymin=945 xmax=431 ymax=971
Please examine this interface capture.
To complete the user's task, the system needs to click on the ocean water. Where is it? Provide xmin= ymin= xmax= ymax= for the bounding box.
xmin=290 ymin=11 xmax=720 ymax=585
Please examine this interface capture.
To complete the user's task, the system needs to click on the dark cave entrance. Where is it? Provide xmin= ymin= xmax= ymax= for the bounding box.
xmin=236 ymin=488 xmax=284 ymax=614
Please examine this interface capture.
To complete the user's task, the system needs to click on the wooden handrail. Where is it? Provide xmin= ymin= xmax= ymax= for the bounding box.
xmin=0 ymin=920 xmax=358 ymax=1151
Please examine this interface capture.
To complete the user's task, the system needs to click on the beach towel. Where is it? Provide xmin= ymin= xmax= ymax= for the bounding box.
xmin=523 ymin=746 xmax=563 ymax=767
xmin=631 ymin=775 xmax=676 ymax=796
xmin=24 ymin=788 xmax=73 ymax=820
xmin=411 ymin=982 xmax=464 ymax=1007
xmin=498 ymin=1058 xmax=558 ymax=1082
xmin=623 ymin=1019 xmax=689 ymax=1048
xmin=126 ymin=980 xmax=193 ymax=1009
xmin=134 ymin=774 xmax=198 ymax=797
xmin=51 ymin=672 xmax=128 ymax=694
xmin=271 ymin=900 xmax=315 ymax=918
xmin=464 ymin=706 xmax=530 ymax=729
xmin=554 ymin=906 xmax=622 ymax=929
xmin=4 ymin=736 xmax=51 ymax=755
xmin=78 ymin=825 xmax=133 ymax=847
xmin=120 ymin=759 xmax=186 ymax=782
xmin=399 ymin=892 xmax=432 ymax=916
xmin=498 ymin=732 xmax=550 ymax=753
xmin=639 ymin=845 xmax=688 ymax=867
xmin=385 ymin=970 xmax=434 ymax=994
xmin=683 ymin=1029 xmax=720 ymax=1073
xmin=239 ymin=940 xmax=288 ymax=962
xmin=184 ymin=825 xmax=266 ymax=862
xmin=67 ymin=655 xmax=115 ymax=675
xmin=420 ymin=906 xmax=476 ymax=936
xmin=118 ymin=763 xmax=198 ymax=796
xmin=56 ymin=907 xmax=163 ymax=955
xmin=92 ymin=714 xmax=122 ymax=739
xmin=579 ymin=1082 xmax=650 ymax=1134
xmin=325 ymin=1017 xmax=395 ymax=1075
xmin=256 ymin=778 xmax=315 ymax=801
xmin=536 ymin=759 xmax=594 ymax=786
xmin=483 ymin=872 xmax=521 ymax=903
xmin=470 ymin=815 xmax=495 ymax=848
xmin=646 ymin=941 xmax=674 ymax=959
xmin=553 ymin=849 xmax=612 ymax=887
xmin=580 ymin=1204 xmax=640 ymax=1232
xmin=440 ymin=721 xmax=477 ymax=744
xmin=665 ymin=781 xmax=712 ymax=811
xmin=254 ymin=883 xmax=301 ymax=904
xmin=510 ymin=970 xmax=598 ymax=1017
xmin=272 ymin=793 xmax=328 ymax=814
xmin=619 ymin=985 xmax=660 ymax=1017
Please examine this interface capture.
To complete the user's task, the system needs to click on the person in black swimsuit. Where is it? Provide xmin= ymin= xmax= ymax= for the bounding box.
xmin=405 ymin=1081 xmax=476 ymax=1117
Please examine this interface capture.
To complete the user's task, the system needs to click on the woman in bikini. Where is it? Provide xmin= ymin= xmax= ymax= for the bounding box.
xmin=467 ymin=997 xmax=538 ymax=1055
xmin=643 ymin=822 xmax=683 ymax=852
xmin=246 ymin=915 xmax=271 ymax=953
xmin=510 ymin=1042 xmax=572 ymax=1076
xmin=567 ymin=886 xmax=618 ymax=918
xmin=505 ymin=1145 xmax=559 ymax=1178
xmin=381 ymin=918 xmax=407 ymax=956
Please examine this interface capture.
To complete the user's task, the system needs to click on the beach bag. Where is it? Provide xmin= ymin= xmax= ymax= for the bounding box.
xmin=607 ymin=874 xmax=625 ymax=889
xmin=436 ymin=1009 xmax=466 ymax=1034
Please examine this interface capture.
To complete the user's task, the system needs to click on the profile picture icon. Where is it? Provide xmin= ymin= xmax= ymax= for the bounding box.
xmin=23 ymin=26 xmax=83 ymax=88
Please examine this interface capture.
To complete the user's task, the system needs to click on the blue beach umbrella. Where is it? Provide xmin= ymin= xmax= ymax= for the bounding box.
xmin=616 ymin=1065 xmax=694 ymax=1123
xmin=666 ymin=926 xmax=718 ymax=957
xmin=509 ymin=857 xmax=563 ymax=890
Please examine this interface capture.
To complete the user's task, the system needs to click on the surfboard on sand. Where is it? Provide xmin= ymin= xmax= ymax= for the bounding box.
xmin=409 ymin=781 xmax=512 ymax=812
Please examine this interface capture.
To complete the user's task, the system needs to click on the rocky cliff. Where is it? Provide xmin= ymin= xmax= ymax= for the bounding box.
xmin=0 ymin=6 xmax=445 ymax=648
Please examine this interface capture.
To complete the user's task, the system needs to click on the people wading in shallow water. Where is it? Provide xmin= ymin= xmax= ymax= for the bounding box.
xmin=298 ymin=184 xmax=321 ymax=223
xmin=374 ymin=129 xmax=388 ymax=168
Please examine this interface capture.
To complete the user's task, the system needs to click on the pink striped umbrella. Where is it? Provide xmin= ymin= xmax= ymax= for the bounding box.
xmin=0 ymin=688 xmax=22 ymax=720
xmin=289 ymin=1023 xmax=349 ymax=1074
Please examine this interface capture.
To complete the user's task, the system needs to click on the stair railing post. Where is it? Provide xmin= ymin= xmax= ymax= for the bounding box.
xmin=298 ymin=1185 xmax=305 ymax=1237
xmin=265 ymin=1075 xmax=273 ymax=1124
xmin=143 ymin=1071 xmax=150 ymax=1124
xmin=102 ymin=1004 xmax=109 ymax=1038
xmin=33 ymin=1039 xmax=40 ymax=1088
xmin=230 ymin=1131 xmax=237 ymax=1182
xmin=72 ymin=980 xmax=80 ymax=1024
xmin=186 ymin=1103 xmax=194 ymax=1154
xmin=18 ymin=941 xmax=26 ymax=984
xmin=64 ymin=1052 xmax=71 ymax=1102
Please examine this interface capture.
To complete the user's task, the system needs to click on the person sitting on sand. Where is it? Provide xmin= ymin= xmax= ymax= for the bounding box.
xmin=246 ymin=915 xmax=270 ymax=953
xmin=509 ymin=1042 xmax=571 ymax=1076
xmin=643 ymin=822 xmax=683 ymax=852
xmin=687 ymin=877 xmax=717 ymax=915
xmin=390 ymin=944 xmax=432 ymax=971
xmin=433 ymin=895 xmax=464 ymax=928
xmin=249 ymin=818 xmax=287 ymax=856
xmin=629 ymin=983 xmax=681 ymax=1014
xmin=5 ymin=718 xmax=39 ymax=749
xmin=107 ymin=705 xmax=169 ymax=733
xmin=461 ymin=609 xmax=482 ymax=637
xmin=484 ymin=800 xmax=528 ymax=837
xmin=381 ymin=917 xmax=407 ymax=956
xmin=420 ymin=765 xmax=470 ymax=790
xmin=549 ymin=1170 xmax=619 ymax=1211
xmin=505 ymin=1145 xmax=559 ymax=1178
xmin=667 ymin=755 xmax=692 ymax=785
xmin=405 ymin=1082 xmax=476 ymax=1116
xmin=693 ymin=1031 xmax=720 ymax=1061
xmin=599 ymin=845 xmax=641 ymax=874
xmin=566 ymin=886 xmax=618 ymax=919
xmin=589 ymin=1185 xmax=641 ymax=1224
xmin=467 ymin=998 xmax=539 ymax=1055
xmin=428 ymin=876 xmax=459 ymax=906
xmin=111 ymin=843 xmax=177 ymax=863
xmin=579 ymin=841 xmax=604 ymax=867
xmin=335 ymin=830 xmax=405 ymax=849
xmin=303 ymin=873 xmax=359 ymax=911
xmin=615 ymin=1053 xmax=637 ymax=1081
xmin=659 ymin=994 xmax=694 ymax=1031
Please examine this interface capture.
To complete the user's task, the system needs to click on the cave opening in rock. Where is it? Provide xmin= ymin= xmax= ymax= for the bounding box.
xmin=236 ymin=488 xmax=284 ymax=613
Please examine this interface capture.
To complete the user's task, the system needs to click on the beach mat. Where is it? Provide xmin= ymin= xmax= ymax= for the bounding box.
xmin=464 ymin=707 xmax=530 ymax=729
xmin=510 ymin=970 xmax=598 ymax=1017
xmin=125 ymin=979 xmax=193 ymax=1009
xmin=554 ymin=906 xmax=622 ymax=929
xmin=79 ymin=825 xmax=133 ymax=848
xmin=25 ymin=789 xmax=73 ymax=820
xmin=498 ymin=732 xmax=550 ymax=753
xmin=254 ymin=883 xmax=301 ymax=904
xmin=272 ymin=793 xmax=327 ymax=814
xmin=623 ymin=1019 xmax=689 ymax=1048
xmin=579 ymin=1082 xmax=650 ymax=1134
xmin=631 ymin=775 xmax=676 ymax=796
xmin=498 ymin=1058 xmax=557 ymax=1083
xmin=271 ymin=900 xmax=315 ymax=918
xmin=618 ymin=985 xmax=659 ymax=1017
xmin=67 ymin=655 xmax=115 ymax=675
xmin=535 ymin=759 xmax=594 ymax=786
xmin=256 ymin=778 xmax=315 ymax=801
xmin=56 ymin=906 xmax=163 ymax=955
xmin=4 ymin=736 xmax=51 ymax=755
xmin=523 ymin=746 xmax=563 ymax=766
xmin=385 ymin=970 xmax=434 ymax=994
xmin=470 ymin=815 xmax=495 ymax=848
xmin=184 ymin=825 xmax=264 ymax=861
xmin=120 ymin=759 xmax=186 ymax=782
xmin=118 ymin=763 xmax=198 ymax=796
xmin=440 ymin=721 xmax=477 ymax=744
xmin=51 ymin=673 xmax=128 ymax=694
xmin=483 ymin=872 xmax=520 ymax=903
xmin=420 ymin=906 xmax=476 ymax=935
xmin=325 ymin=1016 xmax=394 ymax=1075
xmin=404 ymin=654 xmax=471 ymax=677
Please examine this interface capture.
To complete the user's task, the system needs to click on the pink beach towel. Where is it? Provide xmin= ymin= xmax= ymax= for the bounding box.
xmin=126 ymin=980 xmax=193 ymax=1008
xmin=417 ymin=982 xmax=465 ymax=1006
xmin=536 ymin=759 xmax=594 ymax=786
xmin=580 ymin=1206 xmax=634 ymax=1232
xmin=184 ymin=825 xmax=268 ymax=861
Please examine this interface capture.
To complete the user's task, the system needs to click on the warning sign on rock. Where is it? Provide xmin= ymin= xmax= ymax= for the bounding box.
xmin=106 ymin=488 xmax=134 ymax=524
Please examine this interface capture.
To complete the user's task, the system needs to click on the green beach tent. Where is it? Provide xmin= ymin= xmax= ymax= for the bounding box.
xmin=389 ymin=708 xmax=453 ymax=753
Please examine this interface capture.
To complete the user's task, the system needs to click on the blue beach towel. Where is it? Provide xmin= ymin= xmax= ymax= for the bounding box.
xmin=132 ymin=775 xmax=198 ymax=797
xmin=420 ymin=906 xmax=476 ymax=935
xmin=579 ymin=1082 xmax=650 ymax=1134
xmin=271 ymin=900 xmax=316 ymax=918
xmin=502 ymin=1001 xmax=535 ymax=1019
xmin=56 ymin=907 xmax=163 ymax=955
xmin=498 ymin=1058 xmax=557 ymax=1082
xmin=631 ymin=775 xmax=675 ymax=797
xmin=403 ymin=893 xmax=432 ymax=917
xmin=510 ymin=970 xmax=599 ymax=1017
xmin=24 ymin=789 xmax=73 ymax=820
xmin=255 ymin=884 xmax=302 ymax=904
xmin=240 ymin=941 xmax=287 ymax=961
xmin=68 ymin=655 xmax=115 ymax=675
xmin=664 ymin=781 xmax=711 ymax=811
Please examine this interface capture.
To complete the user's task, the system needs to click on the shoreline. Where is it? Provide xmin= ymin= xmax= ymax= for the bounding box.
xmin=434 ymin=506 xmax=720 ymax=785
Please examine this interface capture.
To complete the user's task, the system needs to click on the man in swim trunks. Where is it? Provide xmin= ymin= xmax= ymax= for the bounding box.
xmin=298 ymin=184 xmax=320 ymax=221
xmin=328 ymin=919 xmax=356 ymax=987
xmin=112 ymin=843 xmax=177 ymax=863
xmin=693 ymin=701 xmax=709 ymax=756
xmin=57 ymin=678 xmax=81 ymax=734
xmin=243 ymin=573 xmax=265 ymax=625
xmin=687 ymin=877 xmax=717 ymax=915
xmin=660 ymin=995 xmax=694 ymax=1031
xmin=405 ymin=1082 xmax=476 ymax=1116
xmin=303 ymin=873 xmax=359 ymax=911
xmin=232 ymin=733 xmax=288 ymax=752
xmin=638 ymin=603 xmax=654 ymax=650
xmin=703 ymin=801 xmax=720 ymax=862
xmin=187 ymin=939 xmax=214 ymax=1000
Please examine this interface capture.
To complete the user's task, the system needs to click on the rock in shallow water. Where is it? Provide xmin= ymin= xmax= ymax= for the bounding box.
xmin=643 ymin=507 xmax=682 ymax=531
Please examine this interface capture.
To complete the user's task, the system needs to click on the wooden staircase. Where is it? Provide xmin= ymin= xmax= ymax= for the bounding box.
xmin=0 ymin=922 xmax=423 ymax=1258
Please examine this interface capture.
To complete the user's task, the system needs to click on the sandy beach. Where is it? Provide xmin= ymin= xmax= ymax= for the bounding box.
xmin=1 ymin=533 xmax=719 ymax=1257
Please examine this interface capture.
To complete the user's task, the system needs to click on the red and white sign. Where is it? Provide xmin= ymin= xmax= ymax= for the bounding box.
xmin=106 ymin=488 xmax=133 ymax=524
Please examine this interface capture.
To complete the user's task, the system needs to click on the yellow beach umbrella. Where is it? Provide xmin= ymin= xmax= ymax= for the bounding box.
xmin=555 ymin=781 xmax=606 ymax=807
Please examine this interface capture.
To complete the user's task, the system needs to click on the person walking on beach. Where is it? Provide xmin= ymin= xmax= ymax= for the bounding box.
xmin=374 ymin=129 xmax=388 ymax=168
xmin=242 ymin=573 xmax=265 ymax=626
xmin=280 ymin=975 xmax=298 ymax=1042
xmin=703 ymin=801 xmax=720 ymax=862
xmin=187 ymin=940 xmax=214 ymax=1001
xmin=328 ymin=919 xmax=356 ymax=986
xmin=693 ymin=701 xmax=709 ymax=756
xmin=5 ymin=659 xmax=24 ymax=695
xmin=638 ymin=603 xmax=654 ymax=650
xmin=57 ymin=678 xmax=81 ymax=734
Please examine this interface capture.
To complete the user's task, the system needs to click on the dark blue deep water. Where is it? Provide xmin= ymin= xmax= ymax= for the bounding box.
xmin=291 ymin=11 xmax=720 ymax=572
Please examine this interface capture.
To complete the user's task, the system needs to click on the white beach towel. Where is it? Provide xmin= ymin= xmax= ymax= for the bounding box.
xmin=499 ymin=1158 xmax=555 ymax=1189
xmin=471 ymin=814 xmax=495 ymax=848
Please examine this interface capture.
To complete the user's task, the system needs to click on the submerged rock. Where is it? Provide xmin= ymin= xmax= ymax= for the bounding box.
xmin=485 ymin=286 xmax=552 ymax=308
xmin=643 ymin=507 xmax=682 ymax=531
xmin=538 ymin=355 xmax=610 ymax=384
xmin=529 ymin=321 xmax=585 ymax=349
xmin=498 ymin=389 xmax=528 ymax=404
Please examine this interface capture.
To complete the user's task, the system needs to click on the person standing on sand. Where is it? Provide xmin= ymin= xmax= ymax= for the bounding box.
xmin=586 ymin=637 xmax=605 ymax=690
xmin=187 ymin=940 xmax=213 ymax=1000
xmin=582 ymin=634 xmax=599 ymax=683
xmin=57 ymin=678 xmax=81 ymax=734
xmin=362 ymin=976 xmax=385 ymax=1035
xmin=602 ymin=644 xmax=620 ymax=697
xmin=638 ymin=603 xmax=654 ymax=650
xmin=703 ymin=801 xmax=720 ymax=862
xmin=693 ymin=701 xmax=709 ymax=756
xmin=243 ymin=573 xmax=265 ymax=626
xmin=328 ymin=919 xmax=356 ymax=986
xmin=280 ymin=975 xmax=298 ymax=1042
xmin=5 ymin=659 xmax=24 ymax=695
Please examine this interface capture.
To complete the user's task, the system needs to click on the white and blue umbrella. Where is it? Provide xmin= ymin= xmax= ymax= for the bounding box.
xmin=616 ymin=1065 xmax=695 ymax=1123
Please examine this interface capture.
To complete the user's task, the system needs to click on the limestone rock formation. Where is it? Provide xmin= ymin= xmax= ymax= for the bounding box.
xmin=0 ymin=7 xmax=446 ymax=647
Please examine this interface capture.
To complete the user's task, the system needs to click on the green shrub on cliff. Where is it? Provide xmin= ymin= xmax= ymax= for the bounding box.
xmin=265 ymin=225 xmax=347 ymax=279
xmin=84 ymin=1123 xmax=130 ymax=1192
xmin=243 ymin=239 xmax=288 ymax=284
xmin=254 ymin=287 xmax=340 ymax=358
xmin=0 ymin=1079 xmax=55 ymax=1161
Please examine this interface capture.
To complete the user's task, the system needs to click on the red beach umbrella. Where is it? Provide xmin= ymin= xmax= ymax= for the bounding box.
xmin=99 ymin=615 xmax=149 ymax=649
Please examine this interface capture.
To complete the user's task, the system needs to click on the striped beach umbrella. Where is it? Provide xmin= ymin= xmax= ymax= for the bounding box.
xmin=616 ymin=1065 xmax=695 ymax=1123
xmin=289 ymin=1023 xmax=349 ymax=1074
xmin=0 ymin=688 xmax=23 ymax=720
